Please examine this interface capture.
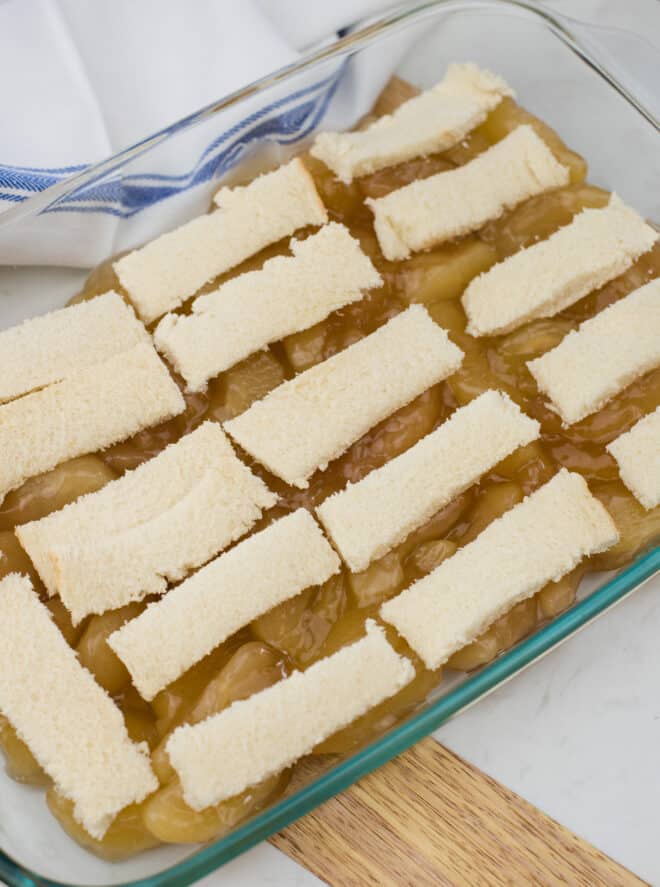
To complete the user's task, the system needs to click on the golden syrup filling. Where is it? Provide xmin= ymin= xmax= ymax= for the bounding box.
xmin=0 ymin=82 xmax=659 ymax=857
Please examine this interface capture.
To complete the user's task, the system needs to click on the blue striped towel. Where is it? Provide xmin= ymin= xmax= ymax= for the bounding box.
xmin=0 ymin=0 xmax=403 ymax=267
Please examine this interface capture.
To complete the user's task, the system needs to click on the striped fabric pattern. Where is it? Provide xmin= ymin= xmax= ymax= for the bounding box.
xmin=0 ymin=71 xmax=340 ymax=217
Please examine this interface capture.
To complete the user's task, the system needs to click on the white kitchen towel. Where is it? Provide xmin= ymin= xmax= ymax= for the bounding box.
xmin=0 ymin=0 xmax=407 ymax=268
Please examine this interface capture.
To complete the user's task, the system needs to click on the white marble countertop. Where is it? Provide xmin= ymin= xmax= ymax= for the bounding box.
xmin=198 ymin=2 xmax=660 ymax=884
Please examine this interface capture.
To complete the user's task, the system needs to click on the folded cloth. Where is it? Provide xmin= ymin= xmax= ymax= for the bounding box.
xmin=0 ymin=0 xmax=403 ymax=268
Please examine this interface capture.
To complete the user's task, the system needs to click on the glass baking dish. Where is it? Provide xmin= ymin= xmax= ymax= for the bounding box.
xmin=0 ymin=1 xmax=658 ymax=884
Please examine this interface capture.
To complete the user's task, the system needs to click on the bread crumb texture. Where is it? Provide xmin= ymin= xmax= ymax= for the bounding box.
xmin=317 ymin=390 xmax=539 ymax=571
xmin=607 ymin=406 xmax=660 ymax=510
xmin=225 ymin=305 xmax=464 ymax=488
xmin=462 ymin=195 xmax=658 ymax=336
xmin=0 ymin=574 xmax=157 ymax=839
xmin=18 ymin=422 xmax=275 ymax=622
xmin=114 ymin=158 xmax=327 ymax=323
xmin=167 ymin=620 xmax=414 ymax=809
xmin=108 ymin=509 xmax=340 ymax=700
xmin=154 ymin=222 xmax=381 ymax=391
xmin=311 ymin=62 xmax=513 ymax=183
xmin=367 ymin=125 xmax=569 ymax=260
xmin=528 ymin=278 xmax=660 ymax=425
xmin=0 ymin=343 xmax=184 ymax=500
xmin=381 ymin=470 xmax=618 ymax=669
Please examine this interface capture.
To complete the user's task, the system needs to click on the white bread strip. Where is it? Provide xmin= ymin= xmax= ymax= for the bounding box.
xmin=316 ymin=390 xmax=540 ymax=572
xmin=311 ymin=63 xmax=513 ymax=184
xmin=18 ymin=420 xmax=273 ymax=600
xmin=0 ymin=343 xmax=184 ymax=500
xmin=154 ymin=223 xmax=381 ymax=392
xmin=225 ymin=305 xmax=464 ymax=488
xmin=114 ymin=159 xmax=327 ymax=324
xmin=528 ymin=279 xmax=660 ymax=425
xmin=0 ymin=574 xmax=157 ymax=838
xmin=18 ymin=423 xmax=275 ymax=623
xmin=367 ymin=125 xmax=569 ymax=261
xmin=463 ymin=195 xmax=658 ymax=336
xmin=109 ymin=510 xmax=340 ymax=700
xmin=381 ymin=470 xmax=618 ymax=670
xmin=0 ymin=292 xmax=149 ymax=404
xmin=607 ymin=407 xmax=660 ymax=510
xmin=167 ymin=620 xmax=414 ymax=809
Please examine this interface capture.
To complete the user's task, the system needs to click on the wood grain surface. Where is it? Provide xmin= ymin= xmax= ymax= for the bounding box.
xmin=271 ymin=738 xmax=646 ymax=886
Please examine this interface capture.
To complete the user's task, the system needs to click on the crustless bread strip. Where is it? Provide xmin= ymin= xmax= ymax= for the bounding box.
xmin=224 ymin=305 xmax=464 ymax=488
xmin=381 ymin=470 xmax=618 ymax=669
xmin=109 ymin=510 xmax=340 ymax=700
xmin=316 ymin=390 xmax=540 ymax=571
xmin=0 ymin=574 xmax=157 ymax=839
xmin=367 ymin=125 xmax=569 ymax=260
xmin=0 ymin=291 xmax=149 ymax=403
xmin=18 ymin=422 xmax=275 ymax=622
xmin=154 ymin=223 xmax=381 ymax=391
xmin=607 ymin=406 xmax=660 ymax=510
xmin=462 ymin=195 xmax=658 ymax=337
xmin=166 ymin=621 xmax=414 ymax=809
xmin=311 ymin=63 xmax=513 ymax=183
xmin=528 ymin=278 xmax=660 ymax=425
xmin=0 ymin=343 xmax=184 ymax=500
xmin=114 ymin=158 xmax=327 ymax=323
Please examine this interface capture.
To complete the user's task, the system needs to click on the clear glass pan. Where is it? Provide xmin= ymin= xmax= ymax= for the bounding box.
xmin=0 ymin=1 xmax=658 ymax=884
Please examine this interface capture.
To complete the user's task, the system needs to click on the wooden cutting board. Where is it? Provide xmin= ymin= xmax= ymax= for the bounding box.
xmin=271 ymin=738 xmax=646 ymax=886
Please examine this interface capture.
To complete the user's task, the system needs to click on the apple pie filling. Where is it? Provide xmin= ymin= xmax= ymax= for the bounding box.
xmin=0 ymin=74 xmax=657 ymax=858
